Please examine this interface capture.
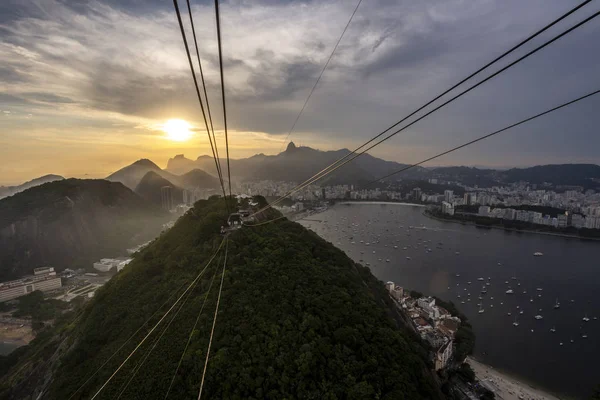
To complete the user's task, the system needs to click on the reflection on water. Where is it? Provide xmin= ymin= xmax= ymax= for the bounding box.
xmin=300 ymin=203 xmax=600 ymax=399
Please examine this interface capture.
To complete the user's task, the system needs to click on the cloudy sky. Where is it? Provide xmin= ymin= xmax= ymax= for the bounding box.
xmin=1 ymin=0 xmax=599 ymax=184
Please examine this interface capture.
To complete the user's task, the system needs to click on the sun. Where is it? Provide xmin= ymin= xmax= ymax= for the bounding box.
xmin=163 ymin=119 xmax=192 ymax=142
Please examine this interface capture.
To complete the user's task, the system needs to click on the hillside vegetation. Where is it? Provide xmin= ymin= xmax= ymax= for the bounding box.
xmin=1 ymin=197 xmax=443 ymax=400
xmin=0 ymin=179 xmax=169 ymax=279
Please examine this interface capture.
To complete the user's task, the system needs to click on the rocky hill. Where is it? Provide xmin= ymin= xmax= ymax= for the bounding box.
xmin=0 ymin=179 xmax=169 ymax=280
xmin=134 ymin=171 xmax=183 ymax=208
xmin=108 ymin=159 xmax=220 ymax=191
xmin=0 ymin=197 xmax=443 ymax=400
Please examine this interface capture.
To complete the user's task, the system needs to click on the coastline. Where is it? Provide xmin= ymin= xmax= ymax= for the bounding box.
xmin=467 ymin=357 xmax=566 ymax=400
xmin=336 ymin=201 xmax=426 ymax=207
xmin=423 ymin=211 xmax=600 ymax=242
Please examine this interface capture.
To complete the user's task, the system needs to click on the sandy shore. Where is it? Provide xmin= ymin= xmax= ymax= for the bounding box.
xmin=468 ymin=357 xmax=562 ymax=400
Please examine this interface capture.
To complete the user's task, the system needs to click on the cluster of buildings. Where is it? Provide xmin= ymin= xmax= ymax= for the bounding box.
xmin=474 ymin=206 xmax=600 ymax=229
xmin=386 ymin=282 xmax=460 ymax=371
xmin=92 ymin=258 xmax=132 ymax=272
xmin=0 ymin=267 xmax=62 ymax=302
xmin=235 ymin=179 xmax=600 ymax=232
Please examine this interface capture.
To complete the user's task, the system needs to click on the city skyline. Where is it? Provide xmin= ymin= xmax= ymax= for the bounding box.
xmin=2 ymin=0 xmax=600 ymax=184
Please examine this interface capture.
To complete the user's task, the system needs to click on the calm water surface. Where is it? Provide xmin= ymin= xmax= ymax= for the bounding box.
xmin=300 ymin=203 xmax=600 ymax=399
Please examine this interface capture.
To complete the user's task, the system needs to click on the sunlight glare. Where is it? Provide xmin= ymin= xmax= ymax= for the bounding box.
xmin=163 ymin=119 xmax=192 ymax=142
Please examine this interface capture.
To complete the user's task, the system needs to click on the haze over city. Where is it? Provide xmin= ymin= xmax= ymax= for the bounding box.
xmin=2 ymin=0 xmax=600 ymax=184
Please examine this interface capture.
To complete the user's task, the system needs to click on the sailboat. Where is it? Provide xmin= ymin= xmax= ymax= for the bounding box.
xmin=550 ymin=326 xmax=556 ymax=333
xmin=513 ymin=316 xmax=519 ymax=327
xmin=554 ymin=299 xmax=560 ymax=309
xmin=583 ymin=314 xmax=590 ymax=322
xmin=478 ymin=303 xmax=485 ymax=314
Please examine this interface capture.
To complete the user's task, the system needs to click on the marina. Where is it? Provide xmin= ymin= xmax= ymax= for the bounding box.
xmin=300 ymin=202 xmax=600 ymax=399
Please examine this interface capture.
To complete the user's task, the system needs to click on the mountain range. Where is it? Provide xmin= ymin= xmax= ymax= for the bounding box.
xmin=106 ymin=159 xmax=221 ymax=193
xmin=0 ymin=179 xmax=169 ymax=280
xmin=167 ymin=142 xmax=429 ymax=185
xmin=166 ymin=143 xmax=600 ymax=190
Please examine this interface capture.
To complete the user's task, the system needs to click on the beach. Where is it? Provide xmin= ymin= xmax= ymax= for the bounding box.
xmin=468 ymin=357 xmax=563 ymax=400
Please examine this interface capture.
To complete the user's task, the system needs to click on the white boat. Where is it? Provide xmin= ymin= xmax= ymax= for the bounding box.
xmin=505 ymin=289 xmax=514 ymax=294
xmin=554 ymin=299 xmax=560 ymax=309
xmin=406 ymin=257 xmax=411 ymax=260
xmin=478 ymin=303 xmax=485 ymax=314
xmin=535 ymin=315 xmax=543 ymax=320
xmin=393 ymin=246 xmax=398 ymax=249
xmin=533 ymin=252 xmax=544 ymax=256
xmin=513 ymin=316 xmax=519 ymax=327
xmin=550 ymin=326 xmax=556 ymax=333
xmin=582 ymin=334 xmax=588 ymax=338
xmin=477 ymin=278 xmax=484 ymax=281
xmin=583 ymin=314 xmax=590 ymax=322
xmin=536 ymin=288 xmax=543 ymax=291
xmin=386 ymin=259 xmax=390 ymax=263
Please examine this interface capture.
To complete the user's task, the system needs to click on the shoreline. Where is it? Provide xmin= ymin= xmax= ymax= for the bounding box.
xmin=336 ymin=201 xmax=425 ymax=207
xmin=467 ymin=357 xmax=566 ymax=400
xmin=424 ymin=211 xmax=600 ymax=242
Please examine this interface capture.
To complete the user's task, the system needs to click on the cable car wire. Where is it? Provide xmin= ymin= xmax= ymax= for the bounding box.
xmin=251 ymin=8 xmax=599 ymax=218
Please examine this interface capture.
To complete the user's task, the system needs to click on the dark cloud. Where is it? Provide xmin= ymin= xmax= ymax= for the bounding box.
xmin=1 ymin=0 xmax=599 ymax=167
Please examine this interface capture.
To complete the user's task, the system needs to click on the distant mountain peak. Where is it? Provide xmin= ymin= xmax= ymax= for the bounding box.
xmin=173 ymin=154 xmax=187 ymax=160
xmin=132 ymin=159 xmax=160 ymax=168
xmin=285 ymin=142 xmax=297 ymax=152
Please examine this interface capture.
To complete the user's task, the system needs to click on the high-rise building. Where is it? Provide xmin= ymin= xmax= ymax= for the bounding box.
xmin=557 ymin=213 xmax=568 ymax=228
xmin=571 ymin=214 xmax=584 ymax=228
xmin=444 ymin=190 xmax=453 ymax=203
xmin=161 ymin=186 xmax=174 ymax=211
xmin=182 ymin=189 xmax=191 ymax=205
xmin=463 ymin=192 xmax=476 ymax=205
xmin=411 ymin=187 xmax=422 ymax=201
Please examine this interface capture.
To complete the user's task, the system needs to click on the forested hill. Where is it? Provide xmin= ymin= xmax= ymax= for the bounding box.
xmin=1 ymin=197 xmax=443 ymax=400
xmin=0 ymin=179 xmax=169 ymax=280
